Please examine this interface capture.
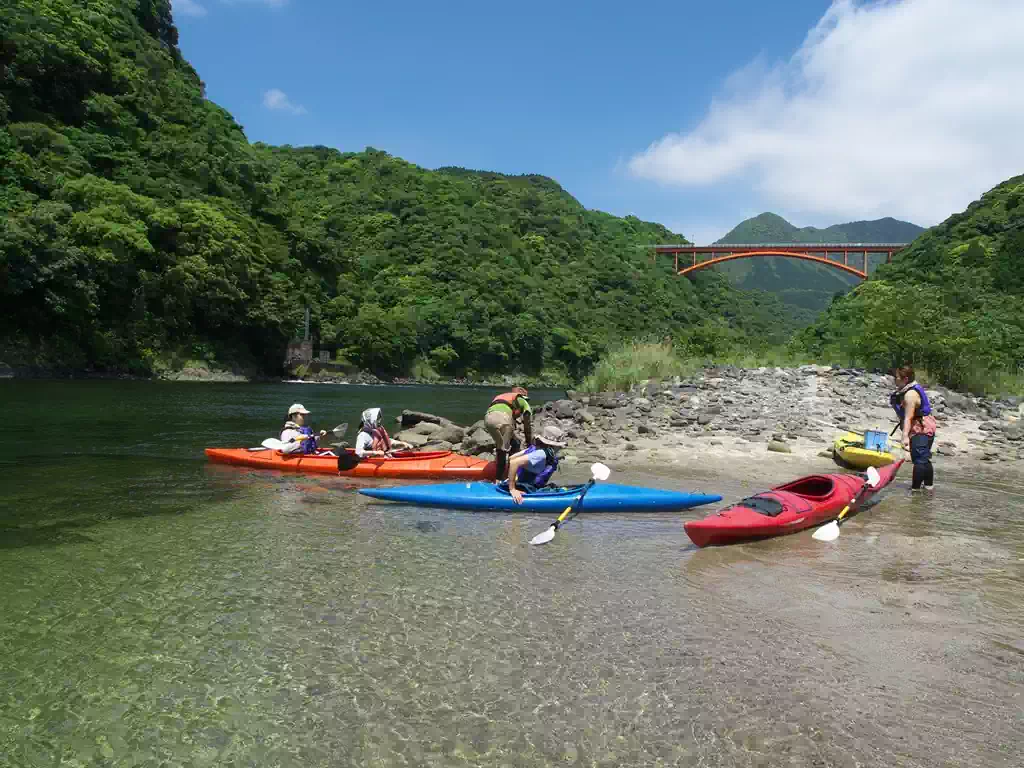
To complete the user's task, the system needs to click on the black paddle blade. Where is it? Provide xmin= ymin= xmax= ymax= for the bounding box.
xmin=337 ymin=452 xmax=361 ymax=472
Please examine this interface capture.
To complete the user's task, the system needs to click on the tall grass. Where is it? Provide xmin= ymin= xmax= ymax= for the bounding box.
xmin=578 ymin=341 xmax=834 ymax=393
xmin=916 ymin=364 xmax=1024 ymax=398
xmin=578 ymin=342 xmax=700 ymax=393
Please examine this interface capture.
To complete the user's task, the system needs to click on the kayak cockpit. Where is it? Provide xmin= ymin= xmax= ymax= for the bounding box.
xmin=494 ymin=483 xmax=585 ymax=499
xmin=774 ymin=475 xmax=835 ymax=498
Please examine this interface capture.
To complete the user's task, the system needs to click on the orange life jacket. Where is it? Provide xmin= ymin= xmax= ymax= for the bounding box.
xmin=490 ymin=391 xmax=526 ymax=418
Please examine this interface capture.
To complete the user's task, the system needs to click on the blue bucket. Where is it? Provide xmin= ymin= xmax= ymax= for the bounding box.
xmin=863 ymin=429 xmax=889 ymax=453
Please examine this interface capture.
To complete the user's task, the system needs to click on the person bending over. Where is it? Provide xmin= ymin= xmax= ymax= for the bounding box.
xmin=484 ymin=386 xmax=533 ymax=482
xmin=506 ymin=425 xmax=567 ymax=504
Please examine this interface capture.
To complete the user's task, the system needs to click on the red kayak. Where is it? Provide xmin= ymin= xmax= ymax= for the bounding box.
xmin=205 ymin=447 xmax=496 ymax=480
xmin=684 ymin=460 xmax=904 ymax=547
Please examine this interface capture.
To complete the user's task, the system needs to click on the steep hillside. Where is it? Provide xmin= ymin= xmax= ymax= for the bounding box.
xmin=0 ymin=0 xmax=791 ymax=380
xmin=795 ymin=175 xmax=1024 ymax=390
xmin=711 ymin=213 xmax=925 ymax=323
xmin=0 ymin=0 xmax=294 ymax=373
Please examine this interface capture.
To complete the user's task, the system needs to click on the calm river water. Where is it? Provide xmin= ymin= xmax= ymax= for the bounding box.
xmin=1 ymin=381 xmax=1021 ymax=767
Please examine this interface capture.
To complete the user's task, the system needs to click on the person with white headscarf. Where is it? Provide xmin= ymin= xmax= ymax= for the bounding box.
xmin=354 ymin=407 xmax=413 ymax=457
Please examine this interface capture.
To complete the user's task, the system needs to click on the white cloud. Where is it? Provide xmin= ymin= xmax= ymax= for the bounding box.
xmin=262 ymin=89 xmax=307 ymax=115
xmin=173 ymin=0 xmax=208 ymax=17
xmin=628 ymin=0 xmax=1024 ymax=225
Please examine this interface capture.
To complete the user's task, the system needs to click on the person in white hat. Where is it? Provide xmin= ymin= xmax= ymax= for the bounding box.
xmin=354 ymin=407 xmax=414 ymax=458
xmin=279 ymin=403 xmax=326 ymax=454
xmin=505 ymin=424 xmax=568 ymax=504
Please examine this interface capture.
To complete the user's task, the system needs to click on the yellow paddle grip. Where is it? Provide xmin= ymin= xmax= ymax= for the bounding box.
xmin=555 ymin=503 xmax=574 ymax=523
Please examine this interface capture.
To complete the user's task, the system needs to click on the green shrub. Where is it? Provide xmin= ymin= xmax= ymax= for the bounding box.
xmin=579 ymin=341 xmax=700 ymax=393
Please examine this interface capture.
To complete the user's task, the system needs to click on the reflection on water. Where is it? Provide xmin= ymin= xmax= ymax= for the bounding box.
xmin=1 ymin=381 xmax=1022 ymax=766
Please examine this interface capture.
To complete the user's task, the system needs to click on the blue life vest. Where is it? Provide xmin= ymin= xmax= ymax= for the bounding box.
xmin=296 ymin=425 xmax=317 ymax=454
xmin=890 ymin=383 xmax=932 ymax=422
xmin=517 ymin=445 xmax=559 ymax=487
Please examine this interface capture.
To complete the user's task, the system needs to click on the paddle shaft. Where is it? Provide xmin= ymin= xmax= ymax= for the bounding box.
xmin=551 ymin=478 xmax=597 ymax=531
xmin=834 ymin=476 xmax=878 ymax=525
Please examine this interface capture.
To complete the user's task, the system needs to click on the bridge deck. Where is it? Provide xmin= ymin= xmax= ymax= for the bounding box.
xmin=652 ymin=243 xmax=909 ymax=252
xmin=644 ymin=242 xmax=910 ymax=280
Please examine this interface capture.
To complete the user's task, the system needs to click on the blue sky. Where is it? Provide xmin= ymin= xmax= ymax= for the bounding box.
xmin=173 ymin=0 xmax=1024 ymax=244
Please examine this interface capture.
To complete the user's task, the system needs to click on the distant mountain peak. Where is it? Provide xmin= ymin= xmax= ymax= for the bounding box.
xmin=716 ymin=213 xmax=924 ymax=245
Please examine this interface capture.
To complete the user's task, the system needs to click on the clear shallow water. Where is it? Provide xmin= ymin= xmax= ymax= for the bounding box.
xmin=1 ymin=381 xmax=1022 ymax=766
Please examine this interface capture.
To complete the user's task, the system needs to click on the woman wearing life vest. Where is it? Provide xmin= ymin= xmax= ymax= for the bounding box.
xmin=355 ymin=407 xmax=413 ymax=458
xmin=484 ymin=386 xmax=534 ymax=482
xmin=890 ymin=365 xmax=937 ymax=491
xmin=280 ymin=403 xmax=327 ymax=454
xmin=506 ymin=425 xmax=567 ymax=504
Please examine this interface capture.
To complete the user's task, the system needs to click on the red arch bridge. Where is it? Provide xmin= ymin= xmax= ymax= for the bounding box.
xmin=649 ymin=243 xmax=910 ymax=279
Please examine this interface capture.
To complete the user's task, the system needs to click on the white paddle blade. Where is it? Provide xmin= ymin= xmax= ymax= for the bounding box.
xmin=261 ymin=438 xmax=286 ymax=451
xmin=333 ymin=423 xmax=349 ymax=436
xmin=867 ymin=466 xmax=881 ymax=487
xmin=530 ymin=526 xmax=557 ymax=546
xmin=591 ymin=462 xmax=611 ymax=481
xmin=812 ymin=521 xmax=841 ymax=542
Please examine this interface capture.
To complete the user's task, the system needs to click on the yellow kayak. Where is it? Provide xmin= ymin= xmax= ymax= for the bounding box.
xmin=832 ymin=431 xmax=895 ymax=469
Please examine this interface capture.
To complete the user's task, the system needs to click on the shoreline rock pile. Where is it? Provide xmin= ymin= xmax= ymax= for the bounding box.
xmin=394 ymin=365 xmax=1024 ymax=467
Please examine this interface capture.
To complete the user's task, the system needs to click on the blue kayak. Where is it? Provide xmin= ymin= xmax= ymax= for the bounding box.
xmin=358 ymin=482 xmax=722 ymax=513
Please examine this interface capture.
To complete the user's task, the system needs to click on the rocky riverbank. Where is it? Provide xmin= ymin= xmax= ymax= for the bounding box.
xmin=388 ymin=365 xmax=1024 ymax=471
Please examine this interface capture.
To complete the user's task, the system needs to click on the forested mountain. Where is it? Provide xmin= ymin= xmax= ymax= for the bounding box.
xmin=710 ymin=213 xmax=925 ymax=324
xmin=719 ymin=212 xmax=923 ymax=245
xmin=795 ymin=175 xmax=1024 ymax=390
xmin=0 ymin=0 xmax=796 ymax=380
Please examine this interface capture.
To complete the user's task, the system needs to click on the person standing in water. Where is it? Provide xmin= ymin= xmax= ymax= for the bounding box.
xmin=890 ymin=365 xmax=937 ymax=492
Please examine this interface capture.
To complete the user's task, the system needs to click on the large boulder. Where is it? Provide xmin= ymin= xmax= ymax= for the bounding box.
xmin=551 ymin=399 xmax=576 ymax=419
xmin=394 ymin=430 xmax=432 ymax=447
xmin=591 ymin=392 xmax=622 ymax=409
xmin=409 ymin=421 xmax=442 ymax=436
xmin=574 ymin=408 xmax=596 ymax=424
xmin=1002 ymin=424 xmax=1024 ymax=442
xmin=420 ymin=440 xmax=454 ymax=452
xmin=398 ymin=410 xmax=454 ymax=428
xmin=431 ymin=424 xmax=466 ymax=444
xmin=460 ymin=427 xmax=494 ymax=455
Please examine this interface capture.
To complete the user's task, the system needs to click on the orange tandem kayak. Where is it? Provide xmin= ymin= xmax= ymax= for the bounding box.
xmin=204 ymin=447 xmax=496 ymax=480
